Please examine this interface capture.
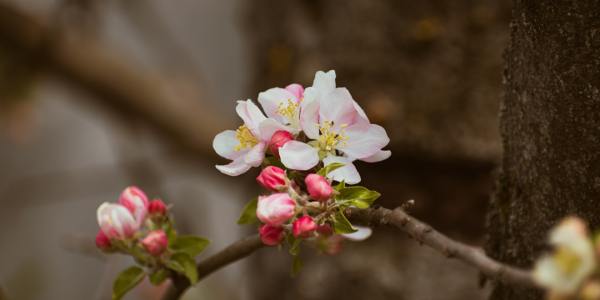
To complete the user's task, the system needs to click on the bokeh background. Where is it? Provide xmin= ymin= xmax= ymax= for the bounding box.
xmin=0 ymin=0 xmax=510 ymax=299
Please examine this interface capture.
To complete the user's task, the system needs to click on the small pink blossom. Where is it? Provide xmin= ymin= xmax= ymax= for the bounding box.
xmin=292 ymin=216 xmax=317 ymax=238
xmin=305 ymin=174 xmax=334 ymax=201
xmin=259 ymin=224 xmax=284 ymax=246
xmin=95 ymin=229 xmax=112 ymax=251
xmin=148 ymin=199 xmax=167 ymax=216
xmin=256 ymin=166 xmax=287 ymax=191
xmin=142 ymin=230 xmax=168 ymax=256
xmin=269 ymin=130 xmax=294 ymax=157
xmin=118 ymin=186 xmax=149 ymax=225
xmin=97 ymin=203 xmax=139 ymax=239
xmin=256 ymin=193 xmax=296 ymax=226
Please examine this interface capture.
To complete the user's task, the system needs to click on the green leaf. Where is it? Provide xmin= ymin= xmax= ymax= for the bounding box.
xmin=166 ymin=253 xmax=198 ymax=285
xmin=288 ymin=236 xmax=302 ymax=256
xmin=333 ymin=181 xmax=346 ymax=192
xmin=335 ymin=186 xmax=381 ymax=209
xmin=317 ymin=162 xmax=345 ymax=176
xmin=170 ymin=236 xmax=210 ymax=257
xmin=112 ymin=266 xmax=145 ymax=300
xmin=333 ymin=211 xmax=357 ymax=234
xmin=237 ymin=197 xmax=258 ymax=225
xmin=291 ymin=255 xmax=303 ymax=276
xmin=149 ymin=269 xmax=170 ymax=286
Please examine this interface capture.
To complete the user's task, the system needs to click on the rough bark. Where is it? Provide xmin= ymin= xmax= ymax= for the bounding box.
xmin=486 ymin=1 xmax=600 ymax=299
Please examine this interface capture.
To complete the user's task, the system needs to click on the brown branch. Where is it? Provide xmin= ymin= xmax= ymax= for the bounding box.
xmin=163 ymin=207 xmax=535 ymax=300
xmin=162 ymin=235 xmax=264 ymax=300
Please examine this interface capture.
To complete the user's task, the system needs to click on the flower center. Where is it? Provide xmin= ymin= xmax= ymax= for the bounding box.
xmin=277 ymin=99 xmax=300 ymax=122
xmin=235 ymin=125 xmax=258 ymax=151
xmin=317 ymin=121 xmax=348 ymax=152
xmin=555 ymin=246 xmax=582 ymax=275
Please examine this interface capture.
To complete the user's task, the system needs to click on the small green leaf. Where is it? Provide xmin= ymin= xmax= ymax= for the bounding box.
xmin=149 ymin=269 xmax=170 ymax=286
xmin=333 ymin=211 xmax=357 ymax=234
xmin=166 ymin=253 xmax=198 ymax=285
xmin=291 ymin=255 xmax=303 ymax=276
xmin=237 ymin=197 xmax=258 ymax=225
xmin=170 ymin=236 xmax=210 ymax=257
xmin=317 ymin=162 xmax=345 ymax=176
xmin=335 ymin=186 xmax=381 ymax=209
xmin=333 ymin=181 xmax=346 ymax=192
xmin=112 ymin=266 xmax=145 ymax=300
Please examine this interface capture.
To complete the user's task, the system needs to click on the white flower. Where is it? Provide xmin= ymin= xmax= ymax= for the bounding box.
xmin=279 ymin=70 xmax=391 ymax=183
xmin=213 ymin=100 xmax=288 ymax=176
xmin=258 ymin=83 xmax=304 ymax=132
xmin=533 ymin=217 xmax=596 ymax=295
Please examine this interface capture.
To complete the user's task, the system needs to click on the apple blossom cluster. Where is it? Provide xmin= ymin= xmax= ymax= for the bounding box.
xmin=95 ymin=187 xmax=209 ymax=300
xmin=533 ymin=217 xmax=600 ymax=300
xmin=214 ymin=70 xmax=389 ymax=268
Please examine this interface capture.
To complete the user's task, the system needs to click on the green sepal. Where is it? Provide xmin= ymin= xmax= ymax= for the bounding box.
xmin=170 ymin=236 xmax=210 ymax=257
xmin=237 ymin=197 xmax=258 ymax=225
xmin=332 ymin=210 xmax=357 ymax=234
xmin=317 ymin=162 xmax=345 ymax=176
xmin=335 ymin=186 xmax=381 ymax=209
xmin=333 ymin=181 xmax=346 ymax=192
xmin=112 ymin=266 xmax=145 ymax=300
xmin=149 ymin=268 xmax=170 ymax=286
xmin=166 ymin=253 xmax=198 ymax=285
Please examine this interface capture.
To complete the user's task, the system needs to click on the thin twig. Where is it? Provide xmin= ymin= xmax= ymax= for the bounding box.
xmin=162 ymin=207 xmax=535 ymax=299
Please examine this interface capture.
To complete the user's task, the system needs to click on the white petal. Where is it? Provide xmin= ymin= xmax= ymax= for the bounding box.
xmin=258 ymin=118 xmax=294 ymax=141
xmin=340 ymin=123 xmax=390 ymax=159
xmin=323 ymin=155 xmax=361 ymax=184
xmin=361 ymin=150 xmax=391 ymax=163
xmin=216 ymin=157 xmax=252 ymax=176
xmin=319 ymin=88 xmax=357 ymax=128
xmin=300 ymin=97 xmax=320 ymax=139
xmin=312 ymin=70 xmax=336 ymax=95
xmin=258 ymin=88 xmax=296 ymax=123
xmin=353 ymin=100 xmax=370 ymax=125
xmin=236 ymin=99 xmax=267 ymax=136
xmin=279 ymin=141 xmax=319 ymax=171
xmin=244 ymin=142 xmax=266 ymax=167
xmin=213 ymin=130 xmax=244 ymax=160
xmin=343 ymin=226 xmax=372 ymax=241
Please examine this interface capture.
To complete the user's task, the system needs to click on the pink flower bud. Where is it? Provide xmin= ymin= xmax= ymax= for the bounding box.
xmin=141 ymin=230 xmax=168 ymax=256
xmin=305 ymin=174 xmax=334 ymax=201
xmin=118 ymin=186 xmax=149 ymax=224
xmin=292 ymin=216 xmax=317 ymax=238
xmin=269 ymin=130 xmax=294 ymax=157
xmin=97 ymin=203 xmax=139 ymax=239
xmin=148 ymin=199 xmax=167 ymax=216
xmin=256 ymin=166 xmax=287 ymax=191
xmin=256 ymin=193 xmax=296 ymax=226
xmin=285 ymin=83 xmax=304 ymax=101
xmin=259 ymin=224 xmax=284 ymax=246
xmin=95 ymin=229 xmax=112 ymax=251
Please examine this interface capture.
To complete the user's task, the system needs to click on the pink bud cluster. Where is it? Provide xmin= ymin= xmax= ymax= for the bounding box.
xmin=254 ymin=167 xmax=347 ymax=253
xmin=95 ymin=186 xmax=169 ymax=257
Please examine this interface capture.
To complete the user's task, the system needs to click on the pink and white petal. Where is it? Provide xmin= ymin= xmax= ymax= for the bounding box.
xmin=319 ymin=88 xmax=357 ymax=128
xmin=244 ymin=142 xmax=267 ymax=167
xmin=236 ymin=99 xmax=267 ymax=136
xmin=360 ymin=150 xmax=391 ymax=163
xmin=353 ymin=100 xmax=370 ymax=125
xmin=280 ymin=141 xmax=319 ymax=171
xmin=213 ymin=130 xmax=244 ymax=160
xmin=215 ymin=157 xmax=252 ymax=176
xmin=323 ymin=155 xmax=361 ymax=184
xmin=312 ymin=70 xmax=336 ymax=95
xmin=339 ymin=123 xmax=390 ymax=159
xmin=258 ymin=118 xmax=295 ymax=141
xmin=300 ymin=97 xmax=320 ymax=139
xmin=258 ymin=88 xmax=296 ymax=122
xmin=285 ymin=83 xmax=304 ymax=101
xmin=343 ymin=226 xmax=372 ymax=241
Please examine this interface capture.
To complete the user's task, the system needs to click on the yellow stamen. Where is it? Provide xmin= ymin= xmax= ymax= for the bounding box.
xmin=317 ymin=121 xmax=348 ymax=152
xmin=277 ymin=99 xmax=299 ymax=121
xmin=554 ymin=246 xmax=582 ymax=275
xmin=234 ymin=125 xmax=258 ymax=151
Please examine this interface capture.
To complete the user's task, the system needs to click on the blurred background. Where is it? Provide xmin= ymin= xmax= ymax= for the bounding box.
xmin=0 ymin=0 xmax=510 ymax=299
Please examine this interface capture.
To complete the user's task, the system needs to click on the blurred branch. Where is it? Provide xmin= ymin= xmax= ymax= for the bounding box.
xmin=162 ymin=235 xmax=264 ymax=300
xmin=162 ymin=207 xmax=535 ymax=299
xmin=0 ymin=1 xmax=225 ymax=158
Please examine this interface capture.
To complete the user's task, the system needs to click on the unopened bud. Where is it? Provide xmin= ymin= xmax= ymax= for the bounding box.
xmin=292 ymin=216 xmax=317 ymax=238
xmin=256 ymin=166 xmax=287 ymax=191
xmin=141 ymin=230 xmax=168 ymax=256
xmin=259 ymin=224 xmax=284 ymax=246
xmin=305 ymin=174 xmax=334 ymax=201
xmin=269 ymin=130 xmax=294 ymax=157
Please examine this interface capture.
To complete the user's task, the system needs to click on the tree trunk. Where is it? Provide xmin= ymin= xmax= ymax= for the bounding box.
xmin=486 ymin=1 xmax=600 ymax=299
